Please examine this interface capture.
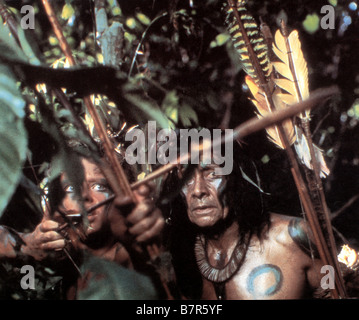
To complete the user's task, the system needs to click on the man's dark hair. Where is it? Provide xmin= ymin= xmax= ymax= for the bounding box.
xmin=160 ymin=140 xmax=270 ymax=299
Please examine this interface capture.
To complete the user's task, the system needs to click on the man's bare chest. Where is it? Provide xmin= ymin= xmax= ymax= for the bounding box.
xmin=201 ymin=246 xmax=309 ymax=300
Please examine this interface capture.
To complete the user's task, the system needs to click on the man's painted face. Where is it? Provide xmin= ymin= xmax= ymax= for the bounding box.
xmin=181 ymin=164 xmax=228 ymax=228
xmin=60 ymin=158 xmax=113 ymax=235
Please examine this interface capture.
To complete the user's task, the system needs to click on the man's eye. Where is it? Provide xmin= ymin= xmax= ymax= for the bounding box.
xmin=91 ymin=183 xmax=110 ymax=192
xmin=64 ymin=185 xmax=74 ymax=193
xmin=204 ymin=170 xmax=216 ymax=179
xmin=206 ymin=171 xmax=224 ymax=182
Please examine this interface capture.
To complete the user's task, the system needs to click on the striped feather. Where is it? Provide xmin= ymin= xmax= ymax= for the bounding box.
xmin=225 ymin=0 xmax=272 ymax=84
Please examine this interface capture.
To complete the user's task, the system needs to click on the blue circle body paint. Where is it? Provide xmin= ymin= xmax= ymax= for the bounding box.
xmin=246 ymin=264 xmax=283 ymax=297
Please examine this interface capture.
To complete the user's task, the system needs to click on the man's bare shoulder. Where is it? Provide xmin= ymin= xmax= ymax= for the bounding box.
xmin=268 ymin=213 xmax=318 ymax=257
xmin=268 ymin=212 xmax=299 ymax=234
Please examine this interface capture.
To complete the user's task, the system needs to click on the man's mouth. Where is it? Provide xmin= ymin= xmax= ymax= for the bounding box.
xmin=191 ymin=205 xmax=216 ymax=214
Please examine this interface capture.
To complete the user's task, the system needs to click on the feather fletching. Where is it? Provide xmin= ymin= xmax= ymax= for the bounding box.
xmin=272 ymin=27 xmax=330 ymax=177
xmin=225 ymin=0 xmax=294 ymax=149
xmin=293 ymin=126 xmax=330 ymax=178
xmin=225 ymin=1 xmax=299 ymax=152
xmin=245 ymin=75 xmax=295 ymax=149
xmin=225 ymin=0 xmax=272 ymax=84
xmin=272 ymin=29 xmax=310 ymax=118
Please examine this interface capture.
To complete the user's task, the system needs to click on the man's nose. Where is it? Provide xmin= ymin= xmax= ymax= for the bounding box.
xmin=192 ymin=170 xmax=209 ymax=199
xmin=81 ymin=183 xmax=94 ymax=204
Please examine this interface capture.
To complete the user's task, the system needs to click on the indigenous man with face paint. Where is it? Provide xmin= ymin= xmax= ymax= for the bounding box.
xmin=162 ymin=140 xmax=326 ymax=300
xmin=0 ymin=145 xmax=165 ymax=299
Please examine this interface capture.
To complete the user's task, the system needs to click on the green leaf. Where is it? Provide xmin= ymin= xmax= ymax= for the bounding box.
xmin=163 ymin=90 xmax=179 ymax=124
xmin=111 ymin=6 xmax=122 ymax=17
xmin=15 ymin=25 xmax=42 ymax=66
xmin=136 ymin=13 xmax=151 ymax=26
xmin=124 ymin=86 xmax=173 ymax=129
xmin=179 ymin=103 xmax=198 ymax=127
xmin=302 ymin=14 xmax=320 ymax=34
xmin=165 ymin=106 xmax=179 ymax=124
xmin=210 ymin=33 xmax=230 ymax=48
xmin=61 ymin=3 xmax=75 ymax=21
xmin=0 ymin=24 xmax=28 ymax=63
xmin=0 ymin=65 xmax=27 ymax=217
xmin=126 ymin=17 xmax=138 ymax=30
